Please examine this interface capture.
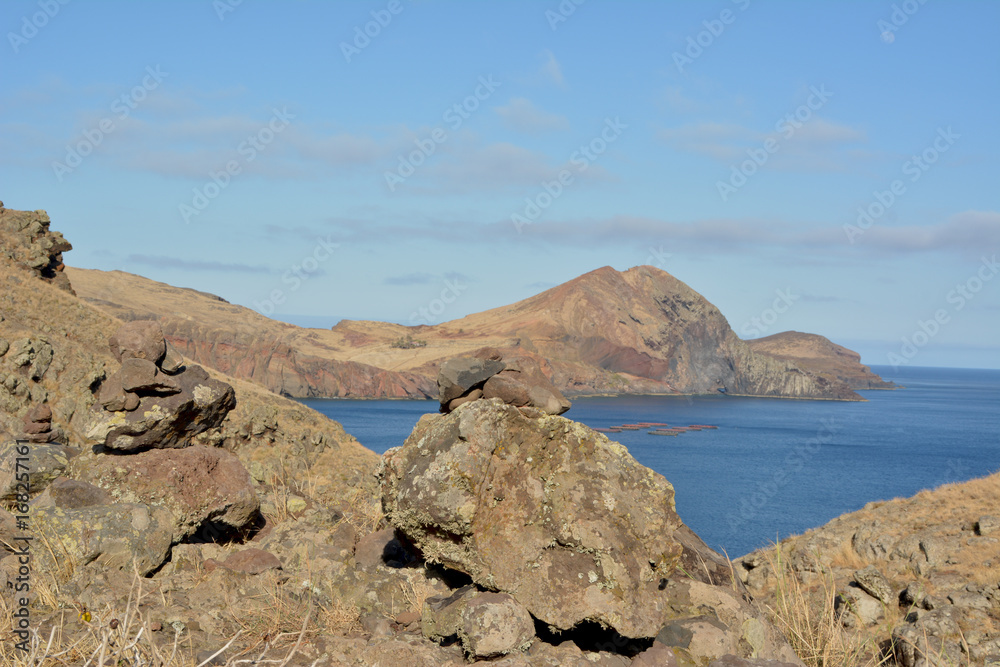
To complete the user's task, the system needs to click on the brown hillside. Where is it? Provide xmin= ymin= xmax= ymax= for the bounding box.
xmin=69 ymin=265 xmax=880 ymax=401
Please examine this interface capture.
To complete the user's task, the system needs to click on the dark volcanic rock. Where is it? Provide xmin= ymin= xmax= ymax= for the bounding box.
xmin=437 ymin=357 xmax=505 ymax=404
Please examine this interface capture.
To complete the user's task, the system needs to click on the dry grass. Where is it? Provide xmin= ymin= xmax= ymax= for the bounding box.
xmin=341 ymin=484 xmax=385 ymax=536
xmin=1 ymin=562 xmax=356 ymax=667
xmin=828 ymin=539 xmax=870 ymax=571
xmin=222 ymin=569 xmax=360 ymax=649
xmin=760 ymin=544 xmax=890 ymax=667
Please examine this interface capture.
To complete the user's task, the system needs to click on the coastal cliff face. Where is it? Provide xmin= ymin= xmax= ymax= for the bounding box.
xmin=746 ymin=331 xmax=897 ymax=390
xmin=69 ymin=264 xmax=882 ymax=401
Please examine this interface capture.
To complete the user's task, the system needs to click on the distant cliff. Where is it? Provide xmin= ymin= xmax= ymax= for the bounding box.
xmin=69 ymin=264 xmax=888 ymax=401
xmin=746 ymin=331 xmax=896 ymax=390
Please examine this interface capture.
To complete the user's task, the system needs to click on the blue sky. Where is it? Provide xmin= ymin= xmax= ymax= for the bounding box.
xmin=2 ymin=0 xmax=998 ymax=369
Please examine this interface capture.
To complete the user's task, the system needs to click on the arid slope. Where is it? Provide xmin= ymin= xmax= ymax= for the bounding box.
xmin=69 ymin=265 xmax=882 ymax=401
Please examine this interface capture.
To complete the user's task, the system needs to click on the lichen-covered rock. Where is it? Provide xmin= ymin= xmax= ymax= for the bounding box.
xmin=66 ymin=445 xmax=259 ymax=541
xmin=853 ymin=565 xmax=893 ymax=604
xmin=87 ymin=364 xmax=235 ymax=451
xmin=8 ymin=338 xmax=54 ymax=381
xmin=31 ymin=477 xmax=112 ymax=509
xmin=32 ymin=503 xmax=173 ymax=575
xmin=0 ymin=441 xmax=74 ymax=500
xmin=381 ymin=397 xmax=798 ymax=665
xmin=422 ymin=586 xmax=535 ymax=658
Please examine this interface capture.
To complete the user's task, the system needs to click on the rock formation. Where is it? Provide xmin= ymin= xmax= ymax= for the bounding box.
xmin=381 ymin=398 xmax=804 ymax=664
xmin=0 ymin=203 xmax=74 ymax=293
xmin=21 ymin=403 xmax=62 ymax=443
xmin=89 ymin=320 xmax=236 ymax=451
xmin=437 ymin=348 xmax=571 ymax=415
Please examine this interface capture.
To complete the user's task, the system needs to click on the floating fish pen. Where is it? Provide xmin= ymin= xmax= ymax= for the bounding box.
xmin=648 ymin=429 xmax=680 ymax=436
xmin=689 ymin=424 xmax=718 ymax=429
xmin=618 ymin=425 xmax=642 ymax=430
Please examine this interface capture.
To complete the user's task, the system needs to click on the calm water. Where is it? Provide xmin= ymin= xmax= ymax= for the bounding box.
xmin=299 ymin=366 xmax=1000 ymax=557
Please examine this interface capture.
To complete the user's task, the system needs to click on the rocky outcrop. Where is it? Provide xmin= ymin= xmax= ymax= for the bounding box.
xmin=381 ymin=398 xmax=803 ymax=664
xmin=740 ymin=471 xmax=1000 ymax=666
xmin=0 ymin=203 xmax=74 ymax=293
xmin=746 ymin=332 xmax=896 ymax=390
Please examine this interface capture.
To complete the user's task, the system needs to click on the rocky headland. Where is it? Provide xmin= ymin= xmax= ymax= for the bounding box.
xmin=745 ymin=332 xmax=896 ymax=391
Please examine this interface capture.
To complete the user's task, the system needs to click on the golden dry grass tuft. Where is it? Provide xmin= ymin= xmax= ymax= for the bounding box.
xmin=760 ymin=544 xmax=890 ymax=667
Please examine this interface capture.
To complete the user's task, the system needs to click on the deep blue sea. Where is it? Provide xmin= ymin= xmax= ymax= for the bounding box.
xmin=298 ymin=366 xmax=1000 ymax=558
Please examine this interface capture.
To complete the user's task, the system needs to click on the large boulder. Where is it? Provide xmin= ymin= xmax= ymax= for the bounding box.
xmin=66 ymin=445 xmax=259 ymax=541
xmin=380 ymin=397 xmax=795 ymax=662
xmin=87 ymin=364 xmax=236 ymax=451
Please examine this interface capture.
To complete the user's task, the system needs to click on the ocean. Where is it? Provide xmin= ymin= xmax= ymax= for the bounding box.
xmin=298 ymin=365 xmax=1000 ymax=558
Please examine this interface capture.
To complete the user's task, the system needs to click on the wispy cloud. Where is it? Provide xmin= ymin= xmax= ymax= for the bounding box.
xmin=323 ymin=210 xmax=999 ymax=260
xmin=540 ymin=50 xmax=566 ymax=89
xmin=494 ymin=97 xmax=569 ymax=134
xmin=383 ymin=272 xmax=435 ymax=286
xmin=658 ymin=118 xmax=867 ymax=171
xmin=128 ymin=254 xmax=271 ymax=274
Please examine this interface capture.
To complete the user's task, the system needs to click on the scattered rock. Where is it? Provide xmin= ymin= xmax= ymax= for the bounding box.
xmin=977 ymin=515 xmax=1000 ymax=536
xmin=220 ymin=548 xmax=281 ymax=575
xmin=835 ymin=585 xmax=884 ymax=627
xmin=460 ymin=591 xmax=536 ymax=658
xmin=853 ymin=565 xmax=893 ymax=604
xmin=422 ymin=586 xmax=535 ymax=659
